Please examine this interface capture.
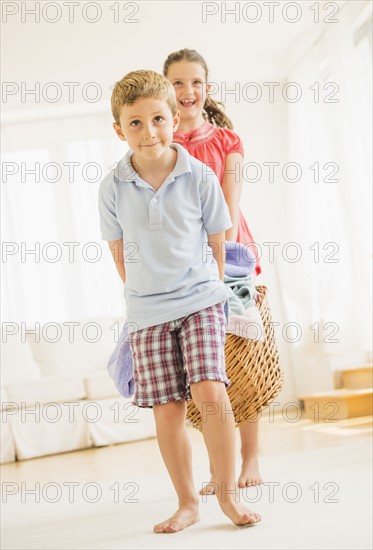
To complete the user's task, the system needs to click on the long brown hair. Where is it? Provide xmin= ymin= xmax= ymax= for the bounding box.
xmin=163 ymin=48 xmax=233 ymax=130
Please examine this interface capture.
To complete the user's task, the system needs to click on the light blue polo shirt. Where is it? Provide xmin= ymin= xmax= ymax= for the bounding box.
xmin=98 ymin=143 xmax=232 ymax=330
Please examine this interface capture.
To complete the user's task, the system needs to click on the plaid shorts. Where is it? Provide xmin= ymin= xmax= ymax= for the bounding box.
xmin=129 ymin=302 xmax=229 ymax=408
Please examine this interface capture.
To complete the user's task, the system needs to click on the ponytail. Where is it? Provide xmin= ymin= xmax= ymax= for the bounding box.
xmin=203 ymin=96 xmax=233 ymax=129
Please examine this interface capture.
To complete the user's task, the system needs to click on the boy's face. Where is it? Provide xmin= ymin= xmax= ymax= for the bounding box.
xmin=113 ymin=97 xmax=180 ymax=160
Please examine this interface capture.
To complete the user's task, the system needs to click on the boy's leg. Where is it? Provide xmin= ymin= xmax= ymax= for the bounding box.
xmin=179 ymin=303 xmax=260 ymax=523
xmin=191 ymin=381 xmax=261 ymax=525
xmin=199 ymin=417 xmax=262 ymax=494
xmin=152 ymin=400 xmax=199 ymax=533
xmin=130 ymin=322 xmax=199 ymax=534
xmin=238 ymin=419 xmax=263 ymax=487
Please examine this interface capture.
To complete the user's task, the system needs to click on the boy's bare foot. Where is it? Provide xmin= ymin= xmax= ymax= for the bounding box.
xmin=219 ymin=494 xmax=261 ymax=526
xmin=153 ymin=503 xmax=200 ymax=534
xmin=237 ymin=456 xmax=263 ymax=487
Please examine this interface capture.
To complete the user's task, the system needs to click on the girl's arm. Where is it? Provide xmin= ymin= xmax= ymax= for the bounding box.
xmin=108 ymin=239 xmax=126 ymax=283
xmin=221 ymin=152 xmax=244 ymax=242
xmin=207 ymin=232 xmax=226 ymax=281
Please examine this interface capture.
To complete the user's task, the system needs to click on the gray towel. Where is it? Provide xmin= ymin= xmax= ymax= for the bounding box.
xmin=224 ymin=274 xmax=256 ymax=315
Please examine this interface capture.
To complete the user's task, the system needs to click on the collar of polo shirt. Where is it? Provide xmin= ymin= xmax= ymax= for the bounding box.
xmin=114 ymin=143 xmax=192 ymax=185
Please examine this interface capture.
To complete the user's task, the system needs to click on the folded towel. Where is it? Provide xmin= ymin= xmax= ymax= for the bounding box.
xmin=107 ymin=324 xmax=135 ymax=398
xmin=226 ymin=305 xmax=264 ymax=341
xmin=224 ymin=274 xmax=257 ymax=315
xmin=223 ymin=244 xmax=262 ymax=341
xmin=225 ymin=241 xmax=256 ymax=277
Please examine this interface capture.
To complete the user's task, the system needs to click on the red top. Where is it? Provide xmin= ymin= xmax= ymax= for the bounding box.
xmin=173 ymin=122 xmax=261 ymax=275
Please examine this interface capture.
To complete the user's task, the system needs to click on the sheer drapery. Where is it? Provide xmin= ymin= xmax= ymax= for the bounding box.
xmin=2 ymin=114 xmax=127 ymax=323
xmin=282 ymin=3 xmax=372 ymax=392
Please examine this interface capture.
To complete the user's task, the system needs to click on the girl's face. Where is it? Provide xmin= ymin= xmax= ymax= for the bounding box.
xmin=166 ymin=61 xmax=210 ymax=124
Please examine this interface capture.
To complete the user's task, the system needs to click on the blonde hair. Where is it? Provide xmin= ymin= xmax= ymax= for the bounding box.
xmin=111 ymin=70 xmax=177 ymax=124
xmin=163 ymin=48 xmax=233 ymax=130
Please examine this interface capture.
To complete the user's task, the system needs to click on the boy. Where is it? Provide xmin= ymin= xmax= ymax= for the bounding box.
xmin=98 ymin=70 xmax=261 ymax=533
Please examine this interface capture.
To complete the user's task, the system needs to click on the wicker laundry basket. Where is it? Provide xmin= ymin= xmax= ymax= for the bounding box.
xmin=186 ymin=285 xmax=284 ymax=431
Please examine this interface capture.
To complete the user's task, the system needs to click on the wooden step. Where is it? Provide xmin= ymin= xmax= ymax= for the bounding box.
xmin=334 ymin=365 xmax=373 ymax=390
xmin=299 ymin=388 xmax=373 ymax=421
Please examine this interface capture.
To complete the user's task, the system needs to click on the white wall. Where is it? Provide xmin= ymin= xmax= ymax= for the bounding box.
xmin=2 ymin=0 xmax=337 ymax=109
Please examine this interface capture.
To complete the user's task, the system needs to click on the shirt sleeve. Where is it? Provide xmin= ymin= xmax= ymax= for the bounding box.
xmin=98 ymin=174 xmax=123 ymax=241
xmin=220 ymin=129 xmax=245 ymax=157
xmin=200 ymin=173 xmax=232 ymax=235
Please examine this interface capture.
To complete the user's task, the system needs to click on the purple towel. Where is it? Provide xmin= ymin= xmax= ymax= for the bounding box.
xmin=107 ymin=323 xmax=135 ymax=398
xmin=224 ymin=241 xmax=256 ymax=277
xmin=107 ymin=241 xmax=255 ymax=398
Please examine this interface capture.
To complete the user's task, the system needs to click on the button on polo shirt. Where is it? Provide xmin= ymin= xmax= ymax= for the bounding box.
xmin=98 ymin=143 xmax=232 ymax=331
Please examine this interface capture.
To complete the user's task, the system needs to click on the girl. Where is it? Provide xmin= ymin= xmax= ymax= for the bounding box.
xmin=163 ymin=48 xmax=262 ymax=492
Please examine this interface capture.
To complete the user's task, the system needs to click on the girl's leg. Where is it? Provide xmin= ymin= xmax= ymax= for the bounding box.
xmin=238 ymin=419 xmax=263 ymax=487
xmin=191 ymin=381 xmax=261 ymax=525
xmin=199 ymin=461 xmax=217 ymax=495
xmin=152 ymin=399 xmax=199 ymax=533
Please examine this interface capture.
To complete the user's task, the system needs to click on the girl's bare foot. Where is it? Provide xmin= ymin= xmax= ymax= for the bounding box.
xmin=237 ymin=456 xmax=263 ymax=488
xmin=199 ymin=478 xmax=218 ymax=495
xmin=154 ymin=502 xmax=200 ymax=534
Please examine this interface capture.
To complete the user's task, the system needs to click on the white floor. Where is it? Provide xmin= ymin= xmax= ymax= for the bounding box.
xmin=1 ymin=414 xmax=372 ymax=550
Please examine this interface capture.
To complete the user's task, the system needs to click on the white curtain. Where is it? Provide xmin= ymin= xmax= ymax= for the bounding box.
xmin=281 ymin=1 xmax=372 ymax=391
xmin=2 ymin=113 xmax=128 ymax=323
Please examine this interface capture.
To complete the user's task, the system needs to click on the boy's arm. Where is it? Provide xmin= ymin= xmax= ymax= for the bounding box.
xmin=108 ymin=240 xmax=126 ymax=284
xmin=207 ymin=232 xmax=226 ymax=281
xmin=221 ymin=152 xmax=243 ymax=242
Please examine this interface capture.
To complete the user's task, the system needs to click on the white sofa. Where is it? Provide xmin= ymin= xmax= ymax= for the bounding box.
xmin=0 ymin=318 xmax=156 ymax=463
